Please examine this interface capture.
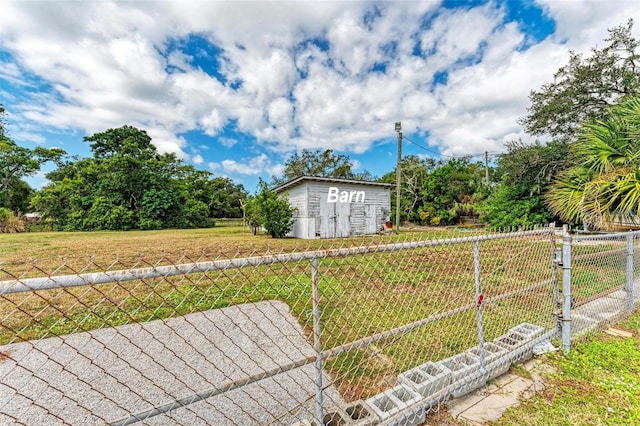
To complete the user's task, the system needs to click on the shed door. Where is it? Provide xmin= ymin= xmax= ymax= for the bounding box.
xmin=319 ymin=198 xmax=336 ymax=238
xmin=365 ymin=204 xmax=378 ymax=234
xmin=335 ymin=202 xmax=351 ymax=238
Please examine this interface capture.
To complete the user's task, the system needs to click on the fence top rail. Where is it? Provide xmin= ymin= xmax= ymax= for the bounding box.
xmin=0 ymin=227 xmax=552 ymax=295
xmin=573 ymin=229 xmax=640 ymax=242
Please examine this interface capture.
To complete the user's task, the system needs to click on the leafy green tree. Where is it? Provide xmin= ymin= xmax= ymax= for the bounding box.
xmin=208 ymin=177 xmax=248 ymax=218
xmin=521 ymin=19 xmax=640 ymax=141
xmin=272 ymin=148 xmax=372 ymax=185
xmin=545 ymin=96 xmax=640 ymax=229
xmin=32 ymin=125 xmax=219 ymax=231
xmin=247 ymin=179 xmax=296 ymax=238
xmin=479 ymin=140 xmax=571 ymax=228
xmin=2 ymin=177 xmax=32 ymax=213
xmin=420 ymin=158 xmax=487 ymax=226
xmin=479 ymin=183 xmax=552 ymax=229
xmin=0 ymin=108 xmax=65 ymax=204
xmin=380 ymin=155 xmax=436 ymax=223
xmin=381 ymin=156 xmax=487 ymax=226
xmin=0 ymin=106 xmax=65 ymax=212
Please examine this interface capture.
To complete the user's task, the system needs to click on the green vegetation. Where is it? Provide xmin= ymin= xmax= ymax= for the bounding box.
xmin=546 ymin=97 xmax=640 ymax=230
xmin=521 ymin=19 xmax=640 ymax=142
xmin=485 ymin=20 xmax=640 ymax=230
xmin=30 ymin=126 xmax=247 ymax=231
xmin=495 ymin=309 xmax=640 ymax=426
xmin=271 ymin=148 xmax=374 ymax=185
xmin=479 ymin=140 xmax=571 ymax=229
xmin=245 ymin=178 xmax=296 ymax=238
xmin=0 ymin=105 xmax=66 ymax=216
xmin=381 ymin=156 xmax=488 ymax=226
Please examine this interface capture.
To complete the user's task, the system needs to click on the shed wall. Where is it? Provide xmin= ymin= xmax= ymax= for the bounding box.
xmin=281 ymin=180 xmax=390 ymax=239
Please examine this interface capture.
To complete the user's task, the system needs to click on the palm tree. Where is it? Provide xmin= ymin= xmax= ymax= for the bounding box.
xmin=545 ymin=96 xmax=640 ymax=230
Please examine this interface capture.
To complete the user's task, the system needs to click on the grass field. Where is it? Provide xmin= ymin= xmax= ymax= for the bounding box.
xmin=0 ymin=225 xmax=561 ymax=400
xmin=0 ymin=224 xmax=481 ymax=274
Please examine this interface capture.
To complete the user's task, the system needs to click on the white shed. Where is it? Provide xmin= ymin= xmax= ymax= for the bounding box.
xmin=273 ymin=176 xmax=393 ymax=239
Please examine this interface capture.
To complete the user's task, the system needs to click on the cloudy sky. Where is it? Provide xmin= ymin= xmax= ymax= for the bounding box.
xmin=1 ymin=0 xmax=639 ymax=192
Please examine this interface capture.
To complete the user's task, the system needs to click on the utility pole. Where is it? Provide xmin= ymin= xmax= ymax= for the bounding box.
xmin=484 ymin=151 xmax=490 ymax=187
xmin=395 ymin=122 xmax=402 ymax=233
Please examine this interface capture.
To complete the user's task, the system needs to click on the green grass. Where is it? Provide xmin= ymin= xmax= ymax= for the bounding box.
xmin=494 ymin=308 xmax=640 ymax=426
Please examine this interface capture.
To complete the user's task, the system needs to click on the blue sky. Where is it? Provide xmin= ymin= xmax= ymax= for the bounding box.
xmin=1 ymin=0 xmax=639 ymax=193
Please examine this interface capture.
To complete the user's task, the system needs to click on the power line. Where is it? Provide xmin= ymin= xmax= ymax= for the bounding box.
xmin=402 ymin=135 xmax=500 ymax=160
xmin=402 ymin=135 xmax=455 ymax=158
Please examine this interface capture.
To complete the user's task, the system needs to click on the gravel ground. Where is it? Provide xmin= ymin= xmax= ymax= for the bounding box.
xmin=0 ymin=301 xmax=343 ymax=425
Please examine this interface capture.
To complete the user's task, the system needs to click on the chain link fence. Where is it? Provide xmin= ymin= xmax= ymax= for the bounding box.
xmin=0 ymin=224 xmax=636 ymax=425
xmin=563 ymin=229 xmax=640 ymax=342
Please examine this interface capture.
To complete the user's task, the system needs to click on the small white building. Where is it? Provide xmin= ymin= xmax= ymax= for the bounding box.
xmin=273 ymin=176 xmax=393 ymax=239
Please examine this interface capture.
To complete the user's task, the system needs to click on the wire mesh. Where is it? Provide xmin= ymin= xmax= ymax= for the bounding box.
xmin=0 ymin=224 xmax=620 ymax=425
xmin=570 ymin=232 xmax=638 ymax=337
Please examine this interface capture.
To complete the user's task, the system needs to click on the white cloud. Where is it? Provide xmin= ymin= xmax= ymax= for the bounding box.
xmin=537 ymin=0 xmax=639 ymax=49
xmin=219 ymin=153 xmax=283 ymax=177
xmin=218 ymin=137 xmax=237 ymax=148
xmin=420 ymin=4 xmax=501 ymax=71
xmin=11 ymin=131 xmax=45 ymax=144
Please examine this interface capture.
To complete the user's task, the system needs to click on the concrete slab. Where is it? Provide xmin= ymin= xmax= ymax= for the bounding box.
xmin=0 ymin=301 xmax=343 ymax=425
xmin=605 ymin=328 xmax=634 ymax=338
xmin=445 ymin=358 xmax=553 ymax=425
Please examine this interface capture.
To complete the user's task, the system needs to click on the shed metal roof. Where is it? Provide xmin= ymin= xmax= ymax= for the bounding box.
xmin=272 ymin=175 xmax=394 ymax=193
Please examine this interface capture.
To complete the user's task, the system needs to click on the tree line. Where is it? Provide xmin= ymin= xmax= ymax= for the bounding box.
xmin=1 ymin=121 xmax=246 ymax=231
xmin=1 ymin=20 xmax=639 ymax=233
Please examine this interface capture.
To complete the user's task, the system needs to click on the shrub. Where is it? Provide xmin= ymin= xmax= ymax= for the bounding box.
xmin=0 ymin=208 xmax=26 ymax=233
xmin=247 ymin=179 xmax=296 ymax=238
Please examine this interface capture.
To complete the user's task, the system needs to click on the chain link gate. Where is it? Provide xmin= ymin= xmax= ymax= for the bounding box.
xmin=1 ymin=225 xmax=565 ymax=425
xmin=559 ymin=228 xmax=640 ymax=350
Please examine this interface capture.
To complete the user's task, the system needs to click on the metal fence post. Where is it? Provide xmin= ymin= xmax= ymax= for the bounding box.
xmin=311 ymin=256 xmax=324 ymax=425
xmin=474 ymin=241 xmax=486 ymax=369
xmin=626 ymin=234 xmax=634 ymax=313
xmin=550 ymin=222 xmax=561 ymax=327
xmin=561 ymin=226 xmax=572 ymax=352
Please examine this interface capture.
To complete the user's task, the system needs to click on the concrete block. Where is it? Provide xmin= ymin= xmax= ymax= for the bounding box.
xmin=322 ymin=410 xmax=350 ymax=426
xmin=466 ymin=342 xmax=510 ymax=380
xmin=388 ymin=407 xmax=426 ymax=426
xmin=365 ymin=384 xmax=422 ymax=424
xmin=493 ymin=331 xmax=528 ymax=351
xmin=509 ymin=323 xmax=544 ymax=340
xmin=342 ymin=400 xmax=379 ymax=426
xmin=466 ymin=342 xmax=508 ymax=364
xmin=366 ymin=391 xmax=402 ymax=421
xmin=493 ymin=330 xmax=532 ymax=364
xmin=388 ymin=385 xmax=424 ymax=426
xmin=439 ymin=352 xmax=486 ymax=397
xmin=398 ymin=362 xmax=450 ymax=398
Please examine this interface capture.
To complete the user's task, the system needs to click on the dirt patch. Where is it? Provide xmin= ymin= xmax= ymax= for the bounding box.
xmin=0 ymin=350 xmax=13 ymax=363
xmin=422 ymin=405 xmax=463 ymax=425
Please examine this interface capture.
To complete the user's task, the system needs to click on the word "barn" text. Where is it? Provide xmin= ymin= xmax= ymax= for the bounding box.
xmin=327 ymin=187 xmax=365 ymax=203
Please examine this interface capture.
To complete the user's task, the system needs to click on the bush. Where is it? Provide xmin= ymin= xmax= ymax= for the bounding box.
xmin=0 ymin=208 xmax=26 ymax=233
xmin=0 ymin=207 xmax=9 ymax=222
xmin=247 ymin=179 xmax=296 ymax=238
